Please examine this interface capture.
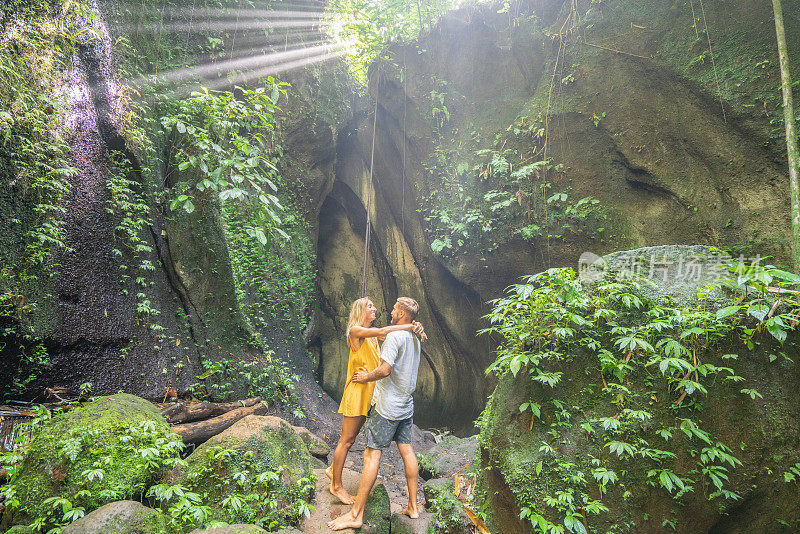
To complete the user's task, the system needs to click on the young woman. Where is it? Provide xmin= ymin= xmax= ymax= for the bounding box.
xmin=325 ymin=296 xmax=424 ymax=504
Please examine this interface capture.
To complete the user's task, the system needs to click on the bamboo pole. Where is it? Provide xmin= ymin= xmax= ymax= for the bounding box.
xmin=772 ymin=0 xmax=800 ymax=272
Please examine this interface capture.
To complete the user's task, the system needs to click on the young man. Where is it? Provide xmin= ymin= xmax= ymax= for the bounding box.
xmin=328 ymin=297 xmax=423 ymax=530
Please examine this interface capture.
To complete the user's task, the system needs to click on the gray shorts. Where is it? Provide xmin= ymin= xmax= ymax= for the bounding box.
xmin=364 ymin=405 xmax=413 ymax=450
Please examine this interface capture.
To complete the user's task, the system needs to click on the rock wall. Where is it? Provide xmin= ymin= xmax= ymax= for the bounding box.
xmin=311 ymin=0 xmax=799 ymax=429
xmin=0 ymin=2 xmax=211 ymax=398
xmin=3 ymin=0 xmax=799 ymax=432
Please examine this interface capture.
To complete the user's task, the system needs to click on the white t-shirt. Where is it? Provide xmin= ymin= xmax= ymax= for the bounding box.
xmin=372 ymin=330 xmax=420 ymax=420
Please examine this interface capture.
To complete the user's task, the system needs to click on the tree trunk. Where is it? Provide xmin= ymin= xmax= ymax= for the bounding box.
xmin=171 ymin=402 xmax=268 ymax=444
xmin=773 ymin=0 xmax=800 ymax=272
xmin=160 ymin=396 xmax=263 ymax=424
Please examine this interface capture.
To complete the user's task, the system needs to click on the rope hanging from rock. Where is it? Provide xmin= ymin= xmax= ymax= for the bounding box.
xmin=361 ymin=82 xmax=379 ymax=299
xmin=697 ymin=0 xmax=726 ymax=123
xmin=401 ymin=49 xmax=407 ymax=265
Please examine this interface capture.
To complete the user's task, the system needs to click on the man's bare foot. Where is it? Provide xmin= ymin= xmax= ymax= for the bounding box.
xmin=325 ymin=465 xmax=333 ymax=480
xmin=328 ymin=482 xmax=355 ymax=505
xmin=401 ymin=504 xmax=419 ymax=519
xmin=328 ymin=510 xmax=363 ymax=530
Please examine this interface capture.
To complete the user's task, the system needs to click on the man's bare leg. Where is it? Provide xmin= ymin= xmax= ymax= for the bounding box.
xmin=397 ymin=443 xmax=419 ymax=518
xmin=328 ymin=447 xmax=382 ymax=530
xmin=326 ymin=415 xmax=365 ymax=504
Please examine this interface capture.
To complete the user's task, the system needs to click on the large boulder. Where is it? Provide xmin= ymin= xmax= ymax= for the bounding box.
xmin=416 ymin=435 xmax=478 ymax=480
xmin=477 ymin=247 xmax=800 ymax=533
xmin=164 ymin=415 xmax=314 ymax=529
xmin=7 ymin=394 xmax=178 ymax=526
xmin=61 ymin=501 xmax=168 ymax=534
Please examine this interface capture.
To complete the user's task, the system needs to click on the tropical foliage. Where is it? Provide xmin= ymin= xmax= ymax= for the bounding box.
xmin=480 ymin=259 xmax=800 ymax=532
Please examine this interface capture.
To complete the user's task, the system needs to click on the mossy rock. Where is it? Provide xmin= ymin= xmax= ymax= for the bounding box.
xmin=358 ymin=483 xmax=390 ymax=534
xmin=421 ymin=479 xmax=471 ymax=534
xmin=390 ymin=512 xmax=435 ymax=534
xmin=61 ymin=500 xmax=169 ymax=534
xmin=10 ymin=394 xmax=176 ymax=524
xmin=476 ymin=250 xmax=800 ymax=533
xmin=4 ymin=526 xmax=38 ymax=534
xmin=417 ymin=435 xmax=478 ymax=480
xmin=165 ymin=415 xmax=314 ymax=528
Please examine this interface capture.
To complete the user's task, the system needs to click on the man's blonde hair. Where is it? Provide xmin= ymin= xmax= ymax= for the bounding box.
xmin=396 ymin=297 xmax=419 ymax=321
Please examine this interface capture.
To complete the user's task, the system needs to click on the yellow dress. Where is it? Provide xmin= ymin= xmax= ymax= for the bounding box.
xmin=338 ymin=337 xmax=380 ymax=417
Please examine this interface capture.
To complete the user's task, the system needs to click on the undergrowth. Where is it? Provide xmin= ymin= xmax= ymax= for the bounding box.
xmin=479 ymin=258 xmax=800 ymax=533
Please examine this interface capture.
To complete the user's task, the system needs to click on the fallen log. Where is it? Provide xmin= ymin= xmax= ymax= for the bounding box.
xmin=171 ymin=402 xmax=268 ymax=444
xmin=161 ymin=397 xmax=262 ymax=424
xmin=159 ymin=403 xmax=183 ymax=419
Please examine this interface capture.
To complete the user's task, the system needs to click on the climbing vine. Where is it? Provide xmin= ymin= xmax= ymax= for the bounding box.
xmin=0 ymin=1 xmax=82 ymax=398
xmin=418 ymin=109 xmax=608 ymax=261
xmin=163 ymin=83 xmax=290 ymax=247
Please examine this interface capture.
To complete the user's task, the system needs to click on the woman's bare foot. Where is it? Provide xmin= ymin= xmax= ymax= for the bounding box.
xmin=401 ymin=504 xmax=419 ymax=519
xmin=328 ymin=510 xmax=363 ymax=530
xmin=329 ymin=483 xmax=355 ymax=505
xmin=325 ymin=465 xmax=354 ymax=504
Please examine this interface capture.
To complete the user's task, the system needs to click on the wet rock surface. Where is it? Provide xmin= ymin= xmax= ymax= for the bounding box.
xmin=301 ymin=468 xmax=389 ymax=534
xmin=390 ymin=512 xmax=435 ymax=534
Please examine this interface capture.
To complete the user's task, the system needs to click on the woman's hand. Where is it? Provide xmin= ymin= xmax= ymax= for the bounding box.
xmin=412 ymin=321 xmax=427 ymax=342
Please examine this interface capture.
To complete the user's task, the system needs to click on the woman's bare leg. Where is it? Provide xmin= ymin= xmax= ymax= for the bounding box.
xmin=325 ymin=415 xmax=366 ymax=504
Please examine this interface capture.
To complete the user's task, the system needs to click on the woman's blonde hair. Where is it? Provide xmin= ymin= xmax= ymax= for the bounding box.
xmin=346 ymin=297 xmax=371 ymax=340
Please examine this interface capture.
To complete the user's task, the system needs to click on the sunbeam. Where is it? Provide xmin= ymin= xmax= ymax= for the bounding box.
xmin=128 ymin=39 xmax=349 ymax=90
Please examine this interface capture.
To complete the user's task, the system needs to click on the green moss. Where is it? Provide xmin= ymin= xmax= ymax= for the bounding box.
xmin=62 ymin=502 xmax=171 ymax=534
xmin=360 ymin=483 xmax=390 ymax=534
xmin=422 ymin=480 xmax=470 ymax=534
xmin=11 ymin=394 xmax=176 ymax=523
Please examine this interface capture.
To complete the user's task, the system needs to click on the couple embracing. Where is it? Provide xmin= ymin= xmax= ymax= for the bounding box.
xmin=325 ymin=296 xmax=427 ymax=530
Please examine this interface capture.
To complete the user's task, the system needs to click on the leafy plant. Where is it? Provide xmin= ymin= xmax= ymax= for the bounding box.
xmin=479 ymin=260 xmax=800 ymax=532
xmin=162 ymin=82 xmax=290 ymax=248
xmin=0 ymin=1 xmax=81 ymax=399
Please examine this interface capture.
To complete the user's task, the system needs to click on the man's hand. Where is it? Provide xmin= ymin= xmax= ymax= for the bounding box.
xmin=412 ymin=321 xmax=428 ymax=342
xmin=352 ymin=366 xmax=369 ymax=384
